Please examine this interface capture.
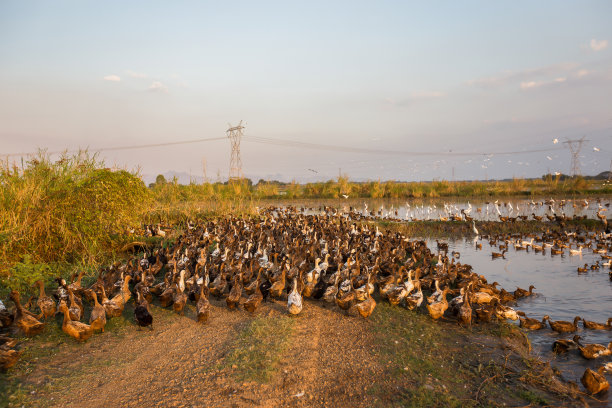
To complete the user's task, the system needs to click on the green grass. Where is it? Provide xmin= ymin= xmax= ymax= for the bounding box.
xmin=368 ymin=303 xmax=477 ymax=406
xmin=517 ymin=389 xmax=549 ymax=406
xmin=366 ymin=303 xmax=569 ymax=407
xmin=369 ymin=302 xmax=568 ymax=407
xmin=222 ymin=315 xmax=295 ymax=383
xmin=371 ymin=303 xmax=446 ymax=379
xmin=395 ymin=386 xmax=466 ymax=408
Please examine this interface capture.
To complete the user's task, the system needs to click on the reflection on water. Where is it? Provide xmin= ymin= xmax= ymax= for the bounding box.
xmin=439 ymin=237 xmax=612 ymax=406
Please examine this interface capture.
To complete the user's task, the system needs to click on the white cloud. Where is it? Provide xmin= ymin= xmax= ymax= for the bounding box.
xmin=126 ymin=70 xmax=148 ymax=79
xmin=590 ymin=39 xmax=608 ymax=52
xmin=148 ymin=81 xmax=168 ymax=93
xmin=576 ymin=69 xmax=590 ymax=78
xmin=520 ymin=77 xmax=566 ymax=91
xmin=103 ymin=75 xmax=121 ymax=82
xmin=467 ymin=63 xmax=578 ymax=88
xmin=520 ymin=81 xmax=540 ymax=90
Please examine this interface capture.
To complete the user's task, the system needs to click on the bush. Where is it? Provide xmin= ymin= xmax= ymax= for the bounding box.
xmin=0 ymin=151 xmax=151 ymax=289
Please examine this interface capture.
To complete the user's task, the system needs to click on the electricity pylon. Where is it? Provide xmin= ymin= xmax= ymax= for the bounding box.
xmin=563 ymin=136 xmax=588 ymax=176
xmin=227 ymin=121 xmax=245 ymax=182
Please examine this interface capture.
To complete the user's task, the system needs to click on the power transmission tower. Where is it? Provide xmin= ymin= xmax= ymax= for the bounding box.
xmin=226 ymin=121 xmax=245 ymax=182
xmin=563 ymin=136 xmax=589 ymax=176
xmin=202 ymin=158 xmax=207 ymax=183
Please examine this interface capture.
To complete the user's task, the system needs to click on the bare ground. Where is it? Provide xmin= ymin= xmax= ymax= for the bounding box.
xmin=3 ymin=296 xmax=586 ymax=408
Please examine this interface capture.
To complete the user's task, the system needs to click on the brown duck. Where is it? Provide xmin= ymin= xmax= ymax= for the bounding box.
xmin=458 ymin=284 xmax=472 ymax=326
xmin=226 ymin=273 xmax=243 ymax=310
xmin=581 ymin=366 xmax=609 ymax=394
xmin=427 ymin=287 xmax=450 ymax=320
xmin=33 ymin=280 xmax=56 ymax=320
xmin=576 ymin=339 xmax=612 ymax=360
xmin=9 ymin=291 xmax=44 ymax=336
xmin=244 ymin=273 xmax=263 ymax=314
xmin=88 ymin=290 xmax=106 ymax=333
xmin=552 ymin=335 xmax=581 ymax=354
xmin=58 ymin=301 xmax=93 ymax=342
xmin=543 ymin=315 xmax=580 ymax=333
xmin=518 ymin=312 xmax=546 ymax=330
xmin=582 ymin=317 xmax=612 ymax=330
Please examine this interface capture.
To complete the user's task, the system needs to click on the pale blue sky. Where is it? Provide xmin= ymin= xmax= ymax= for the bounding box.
xmin=1 ymin=1 xmax=611 ymax=182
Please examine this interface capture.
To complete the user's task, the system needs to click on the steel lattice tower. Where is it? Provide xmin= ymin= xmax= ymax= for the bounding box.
xmin=563 ymin=136 xmax=588 ymax=176
xmin=227 ymin=121 xmax=245 ymax=182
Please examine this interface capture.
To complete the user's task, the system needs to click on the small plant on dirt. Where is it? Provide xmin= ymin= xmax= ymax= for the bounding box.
xmin=222 ymin=315 xmax=295 ymax=382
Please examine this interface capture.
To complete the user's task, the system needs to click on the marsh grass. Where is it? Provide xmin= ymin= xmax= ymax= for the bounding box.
xmin=0 ymin=151 xmax=150 ymax=291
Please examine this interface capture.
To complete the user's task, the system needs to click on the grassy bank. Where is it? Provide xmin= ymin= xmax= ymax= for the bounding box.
xmin=152 ymin=175 xmax=611 ymax=200
xmin=373 ymin=218 xmax=608 ymax=239
xmin=369 ymin=303 xmax=580 ymax=407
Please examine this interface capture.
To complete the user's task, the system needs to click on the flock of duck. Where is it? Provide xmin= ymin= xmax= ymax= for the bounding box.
xmin=1 ymin=205 xmax=611 ymax=396
xmin=344 ymin=198 xmax=610 ymax=225
xmin=480 ymin=225 xmax=612 ymax=274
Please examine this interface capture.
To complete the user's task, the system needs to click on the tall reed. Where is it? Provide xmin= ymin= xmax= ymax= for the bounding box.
xmin=0 ymin=152 xmax=150 ymax=290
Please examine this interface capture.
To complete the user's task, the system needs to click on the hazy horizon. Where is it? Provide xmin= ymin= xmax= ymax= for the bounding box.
xmin=1 ymin=1 xmax=611 ymax=182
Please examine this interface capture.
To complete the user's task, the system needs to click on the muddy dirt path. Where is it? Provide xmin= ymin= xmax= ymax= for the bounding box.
xmin=21 ymin=299 xmax=380 ymax=408
xmin=6 ymin=296 xmax=585 ymax=408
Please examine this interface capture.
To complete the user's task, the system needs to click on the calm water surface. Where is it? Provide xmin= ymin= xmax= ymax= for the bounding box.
xmin=439 ymin=237 xmax=612 ymax=406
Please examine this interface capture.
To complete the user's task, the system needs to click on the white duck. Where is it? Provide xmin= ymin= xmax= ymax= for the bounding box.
xmin=569 ymin=245 xmax=583 ymax=256
xmin=287 ymin=278 xmax=303 ymax=315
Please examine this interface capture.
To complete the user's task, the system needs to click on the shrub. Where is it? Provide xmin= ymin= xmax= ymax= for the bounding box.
xmin=0 ymin=151 xmax=150 ymax=288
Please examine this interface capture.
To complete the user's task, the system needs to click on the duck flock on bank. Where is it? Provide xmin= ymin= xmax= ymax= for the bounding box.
xmin=1 ymin=204 xmax=611 ymax=395
xmin=342 ymin=197 xmax=610 ymax=225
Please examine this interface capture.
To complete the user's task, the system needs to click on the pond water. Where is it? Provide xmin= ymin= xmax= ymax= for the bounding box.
xmin=440 ymin=236 xmax=612 ymax=406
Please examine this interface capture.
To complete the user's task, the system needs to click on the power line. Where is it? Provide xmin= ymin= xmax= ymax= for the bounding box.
xmin=0 ymin=137 xmax=227 ymax=158
xmin=2 ymin=131 xmax=608 ymax=160
xmin=243 ymin=135 xmax=567 ymax=157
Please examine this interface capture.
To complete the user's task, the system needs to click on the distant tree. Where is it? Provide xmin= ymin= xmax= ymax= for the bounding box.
xmin=155 ymin=174 xmax=167 ymax=184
